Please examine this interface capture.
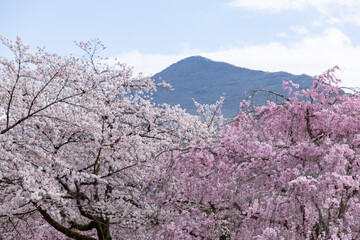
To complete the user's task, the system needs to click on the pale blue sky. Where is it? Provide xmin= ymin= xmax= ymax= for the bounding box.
xmin=1 ymin=0 xmax=359 ymax=87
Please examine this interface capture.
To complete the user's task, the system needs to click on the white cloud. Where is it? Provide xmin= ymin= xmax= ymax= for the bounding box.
xmin=111 ymin=43 xmax=204 ymax=77
xmin=277 ymin=32 xmax=290 ymax=38
xmin=115 ymin=28 xmax=360 ymax=88
xmin=225 ymin=0 xmax=360 ymax=12
xmin=113 ymin=50 xmax=191 ymax=77
xmin=290 ymin=25 xmax=309 ymax=35
xmin=225 ymin=0 xmax=305 ymax=12
xmin=225 ymin=0 xmax=360 ymax=25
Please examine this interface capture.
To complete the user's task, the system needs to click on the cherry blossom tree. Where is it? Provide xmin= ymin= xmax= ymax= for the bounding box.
xmin=2 ymin=35 xmax=360 ymax=240
xmin=155 ymin=67 xmax=360 ymax=239
xmin=0 ymin=36 xmax=213 ymax=240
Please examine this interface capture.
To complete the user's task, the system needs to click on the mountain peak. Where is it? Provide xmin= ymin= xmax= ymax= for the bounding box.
xmin=152 ymin=56 xmax=313 ymax=118
xmin=178 ymin=55 xmax=212 ymax=62
xmin=170 ymin=56 xmax=213 ymax=69
xmin=176 ymin=55 xmax=238 ymax=67
xmin=158 ymin=55 xmax=243 ymax=76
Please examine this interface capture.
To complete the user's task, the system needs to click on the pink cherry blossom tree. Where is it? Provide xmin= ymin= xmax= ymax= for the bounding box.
xmin=155 ymin=67 xmax=360 ymax=239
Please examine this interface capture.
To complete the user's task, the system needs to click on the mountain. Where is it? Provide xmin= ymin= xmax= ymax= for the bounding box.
xmin=151 ymin=56 xmax=313 ymax=118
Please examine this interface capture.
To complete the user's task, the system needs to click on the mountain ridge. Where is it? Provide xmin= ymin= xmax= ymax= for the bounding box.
xmin=151 ymin=56 xmax=313 ymax=118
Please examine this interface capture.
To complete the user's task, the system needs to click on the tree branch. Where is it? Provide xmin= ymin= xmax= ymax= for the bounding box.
xmin=36 ymin=206 xmax=97 ymax=240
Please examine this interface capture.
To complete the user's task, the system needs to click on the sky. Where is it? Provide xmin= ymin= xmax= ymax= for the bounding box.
xmin=0 ymin=0 xmax=359 ymax=88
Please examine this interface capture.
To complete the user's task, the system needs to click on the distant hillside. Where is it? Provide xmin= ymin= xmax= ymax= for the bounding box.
xmin=151 ymin=56 xmax=313 ymax=118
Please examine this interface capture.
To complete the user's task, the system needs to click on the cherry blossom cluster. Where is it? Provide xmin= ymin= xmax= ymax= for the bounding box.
xmin=154 ymin=66 xmax=360 ymax=239
xmin=1 ymin=36 xmax=359 ymax=240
